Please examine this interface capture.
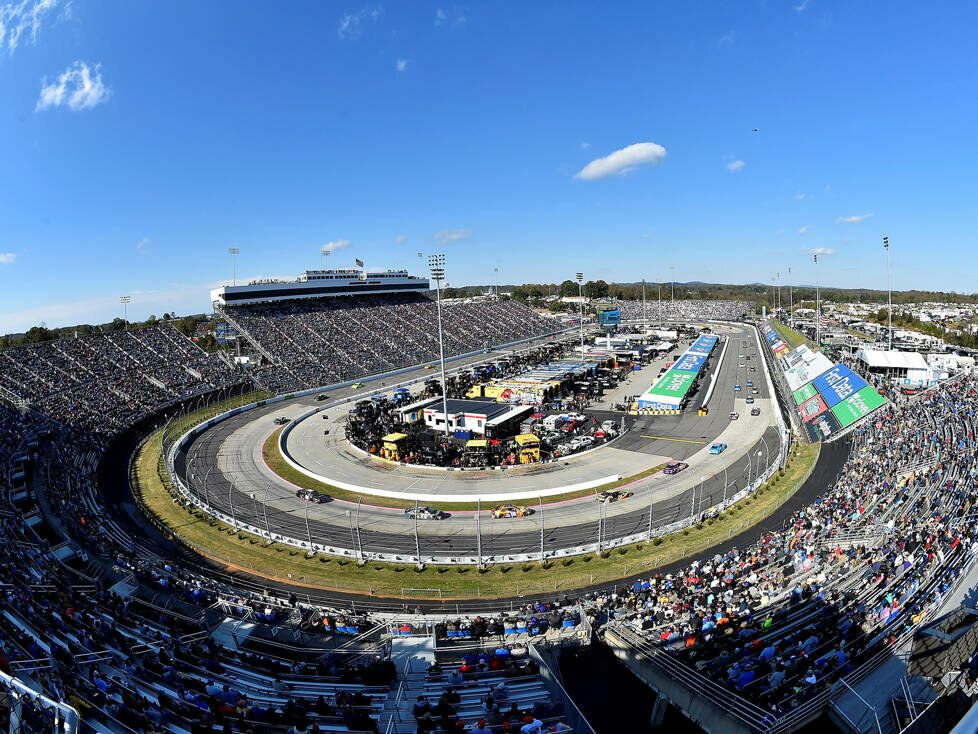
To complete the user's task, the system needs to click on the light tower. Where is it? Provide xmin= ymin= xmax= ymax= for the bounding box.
xmin=228 ymin=247 xmax=240 ymax=286
xmin=814 ymin=253 xmax=820 ymax=349
xmin=321 ymin=245 xmax=330 ymax=270
xmin=884 ymin=235 xmax=892 ymax=351
xmin=428 ymin=254 xmax=450 ymax=436
xmin=120 ymin=295 xmax=131 ymax=330
xmin=417 ymin=252 xmax=423 ymax=278
xmin=576 ymin=272 xmax=585 ymax=363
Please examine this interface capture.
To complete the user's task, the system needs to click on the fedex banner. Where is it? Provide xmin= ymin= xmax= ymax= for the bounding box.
xmin=798 ymin=394 xmax=829 ymax=423
xmin=673 ymin=352 xmax=707 ymax=373
xmin=812 ymin=364 xmax=869 ymax=408
xmin=832 ymin=385 xmax=888 ymax=427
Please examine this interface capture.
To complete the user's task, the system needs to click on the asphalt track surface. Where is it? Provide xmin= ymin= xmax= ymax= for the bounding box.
xmin=174 ymin=324 xmax=787 ymax=561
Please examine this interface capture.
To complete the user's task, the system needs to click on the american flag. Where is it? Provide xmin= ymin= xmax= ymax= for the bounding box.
xmin=355 ymin=258 xmax=364 ymax=268
xmin=819 ymin=307 xmax=830 ymax=327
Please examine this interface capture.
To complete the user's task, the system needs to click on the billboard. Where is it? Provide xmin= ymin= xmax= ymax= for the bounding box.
xmin=832 ymin=385 xmax=888 ymax=427
xmin=785 ymin=353 xmax=834 ymax=392
xmin=647 ymin=370 xmax=696 ymax=398
xmin=813 ymin=364 xmax=868 ymax=408
xmin=688 ymin=336 xmax=719 ymax=354
xmin=805 ymin=411 xmax=843 ymax=442
xmin=794 ymin=383 xmax=818 ymax=405
xmin=216 ymin=322 xmax=237 ymax=345
xmin=798 ymin=394 xmax=829 ymax=423
xmin=597 ymin=309 xmax=621 ymax=326
xmin=673 ymin=352 xmax=707 ymax=373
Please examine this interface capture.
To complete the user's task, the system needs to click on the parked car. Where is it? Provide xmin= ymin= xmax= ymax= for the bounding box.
xmin=598 ymin=490 xmax=633 ymax=503
xmin=491 ymin=504 xmax=532 ymax=519
xmin=404 ymin=506 xmax=449 ymax=520
xmin=296 ymin=489 xmax=330 ymax=503
xmin=709 ymin=442 xmax=728 ymax=454
xmin=663 ymin=461 xmax=689 ymax=475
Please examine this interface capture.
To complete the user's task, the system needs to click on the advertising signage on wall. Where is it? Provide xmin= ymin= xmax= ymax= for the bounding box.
xmin=812 ymin=364 xmax=869 ymax=408
xmin=673 ymin=352 xmax=708 ymax=373
xmin=798 ymin=394 xmax=829 ymax=423
xmin=794 ymin=382 xmax=818 ymax=405
xmin=804 ymin=410 xmax=843 ymax=442
xmin=831 ymin=385 xmax=888 ymax=427
xmin=648 ymin=370 xmax=696 ymax=397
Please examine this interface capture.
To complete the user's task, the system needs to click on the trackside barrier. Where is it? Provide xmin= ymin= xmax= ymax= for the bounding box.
xmin=163 ymin=321 xmax=791 ymax=565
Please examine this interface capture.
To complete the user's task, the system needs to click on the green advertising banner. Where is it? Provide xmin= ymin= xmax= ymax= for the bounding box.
xmin=648 ymin=370 xmax=696 ymax=398
xmin=831 ymin=385 xmax=888 ymax=427
xmin=794 ymin=382 xmax=818 ymax=405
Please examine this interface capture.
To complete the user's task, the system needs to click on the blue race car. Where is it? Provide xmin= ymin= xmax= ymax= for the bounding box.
xmin=709 ymin=443 xmax=728 ymax=455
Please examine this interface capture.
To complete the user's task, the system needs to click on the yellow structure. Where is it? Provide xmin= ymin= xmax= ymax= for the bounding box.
xmin=514 ymin=434 xmax=541 ymax=463
xmin=381 ymin=433 xmax=409 ymax=461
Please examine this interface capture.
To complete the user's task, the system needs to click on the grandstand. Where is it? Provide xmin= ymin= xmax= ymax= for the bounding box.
xmin=3 ymin=292 xmax=978 ymax=733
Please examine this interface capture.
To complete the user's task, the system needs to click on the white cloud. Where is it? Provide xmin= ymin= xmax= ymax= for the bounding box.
xmin=794 ymin=0 xmax=811 ymax=11
xmin=794 ymin=193 xmax=805 ymax=200
xmin=718 ymin=30 xmax=735 ymax=46
xmin=726 ymin=159 xmax=745 ymax=172
xmin=136 ymin=237 xmax=149 ymax=251
xmin=394 ymin=234 xmax=406 ymax=244
xmin=0 ymin=0 xmax=58 ymax=55
xmin=337 ymin=5 xmax=382 ymax=39
xmin=798 ymin=225 xmax=810 ymax=235
xmin=836 ymin=212 xmax=874 ymax=224
xmin=322 ymin=239 xmax=351 ymax=253
xmin=36 ymin=61 xmax=110 ymax=111
xmin=810 ymin=247 xmax=835 ymax=255
xmin=824 ymin=184 xmax=831 ymax=192
xmin=580 ymin=142 xmax=590 ymax=150
xmin=434 ymin=7 xmax=465 ymax=27
xmin=433 ymin=228 xmax=471 ymax=244
xmin=396 ymin=58 xmax=409 ymax=72
xmin=574 ymin=142 xmax=667 ymax=180
xmin=0 ymin=252 xmax=16 ymax=264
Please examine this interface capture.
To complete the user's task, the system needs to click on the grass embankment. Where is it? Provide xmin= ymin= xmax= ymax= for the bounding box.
xmin=264 ymin=427 xmax=668 ymax=511
xmin=769 ymin=320 xmax=812 ymax=349
xmin=135 ymin=417 xmax=820 ymax=599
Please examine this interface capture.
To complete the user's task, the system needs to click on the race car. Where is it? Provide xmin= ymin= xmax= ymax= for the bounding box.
xmin=315 ymin=393 xmax=329 ymax=401
xmin=296 ymin=488 xmax=330 ymax=503
xmin=663 ymin=461 xmax=689 ymax=475
xmin=273 ymin=416 xmax=289 ymax=425
xmin=490 ymin=504 xmax=532 ymax=519
xmin=750 ymin=407 xmax=761 ymax=416
xmin=404 ymin=506 xmax=449 ymax=520
xmin=709 ymin=442 xmax=728 ymax=454
xmin=351 ymin=382 xmax=365 ymax=389
xmin=746 ymin=396 xmax=755 ymax=404
xmin=734 ymin=384 xmax=742 ymax=391
xmin=598 ymin=490 xmax=633 ymax=503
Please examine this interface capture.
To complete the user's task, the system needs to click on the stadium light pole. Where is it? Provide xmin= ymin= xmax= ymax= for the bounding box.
xmin=760 ymin=437 xmax=770 ymax=477
xmin=756 ymin=450 xmax=763 ymax=485
xmin=262 ymin=482 xmax=271 ymax=543
xmin=120 ymin=296 xmax=131 ymax=330
xmin=321 ymin=245 xmax=330 ymax=271
xmin=476 ymin=499 xmax=482 ymax=568
xmin=814 ymin=253 xmax=820 ymax=350
xmin=539 ymin=496 xmax=545 ymax=563
xmin=228 ymin=476 xmax=237 ymax=531
xmin=722 ymin=463 xmax=728 ymax=506
xmin=304 ymin=497 xmax=312 ymax=550
xmin=884 ymin=236 xmax=892 ymax=351
xmin=576 ymin=273 xmax=585 ymax=363
xmin=641 ymin=278 xmax=648 ymax=334
xmin=788 ymin=266 xmax=793 ymax=330
xmin=202 ymin=466 xmax=213 ymax=512
xmin=428 ymin=254 xmax=450 ymax=436
xmin=414 ymin=500 xmax=421 ymax=564
xmin=417 ymin=252 xmax=423 ymax=278
xmin=657 ymin=280 xmax=662 ymax=329
xmin=228 ymin=248 xmax=240 ymax=286
xmin=647 ymin=478 xmax=654 ymax=541
xmin=494 ymin=267 xmax=499 ymax=298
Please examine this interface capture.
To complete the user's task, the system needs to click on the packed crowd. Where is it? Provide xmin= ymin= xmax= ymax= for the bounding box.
xmin=226 ymin=294 xmax=559 ymax=393
xmin=596 ymin=375 xmax=978 ymax=717
xmin=0 ymin=324 xmax=247 ymax=438
xmin=609 ymin=299 xmax=754 ymax=323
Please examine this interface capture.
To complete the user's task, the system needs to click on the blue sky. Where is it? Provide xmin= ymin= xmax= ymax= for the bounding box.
xmin=1 ymin=1 xmax=976 ymax=332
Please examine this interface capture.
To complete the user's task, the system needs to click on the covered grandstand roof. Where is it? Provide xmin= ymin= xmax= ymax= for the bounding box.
xmin=856 ymin=349 xmax=929 ymax=370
